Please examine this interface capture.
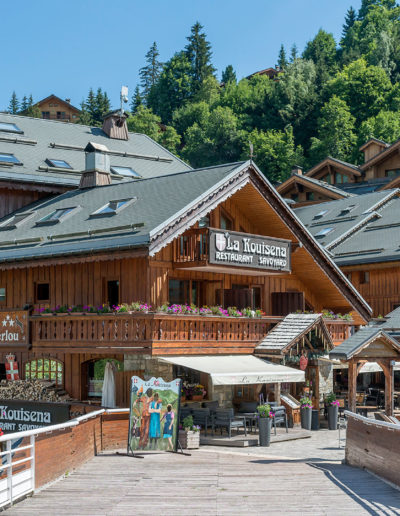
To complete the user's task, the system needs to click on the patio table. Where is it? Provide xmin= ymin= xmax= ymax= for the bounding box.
xmin=235 ymin=412 xmax=257 ymax=432
xmin=356 ymin=405 xmax=378 ymax=417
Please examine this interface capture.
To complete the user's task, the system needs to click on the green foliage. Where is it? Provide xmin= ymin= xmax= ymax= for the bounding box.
xmin=221 ymin=65 xmax=237 ymax=84
xmin=127 ymin=105 xmax=180 ymax=155
xmin=8 ymin=91 xmax=19 ymax=114
xmin=139 ymin=42 xmax=163 ymax=101
xmin=257 ymin=404 xmax=273 ymax=418
xmin=277 ymin=44 xmax=288 ymax=69
xmin=302 ymin=29 xmax=338 ymax=86
xmin=25 ymin=104 xmax=41 ymax=118
xmin=185 ymin=21 xmax=216 ymax=90
xmin=358 ymin=110 xmax=400 ymax=144
xmin=78 ymin=87 xmax=110 ymax=126
xmin=93 ymin=359 xmax=123 ymax=380
xmin=131 ymin=85 xmax=143 ymax=113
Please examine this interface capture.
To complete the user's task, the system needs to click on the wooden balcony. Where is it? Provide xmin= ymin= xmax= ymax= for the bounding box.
xmin=324 ymin=320 xmax=353 ymax=347
xmin=173 ymin=228 xmax=208 ymax=265
xmin=31 ymin=313 xmax=282 ymax=355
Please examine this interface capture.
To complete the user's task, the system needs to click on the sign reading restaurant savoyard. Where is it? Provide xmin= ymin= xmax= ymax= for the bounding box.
xmin=209 ymin=229 xmax=291 ymax=272
xmin=0 ymin=311 xmax=29 ymax=347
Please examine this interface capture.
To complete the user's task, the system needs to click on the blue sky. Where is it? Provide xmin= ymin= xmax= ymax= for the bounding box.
xmin=1 ymin=0 xmax=361 ymax=110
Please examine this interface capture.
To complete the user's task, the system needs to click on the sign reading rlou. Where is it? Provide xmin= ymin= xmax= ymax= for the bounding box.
xmin=209 ymin=229 xmax=291 ymax=272
xmin=0 ymin=311 xmax=28 ymax=347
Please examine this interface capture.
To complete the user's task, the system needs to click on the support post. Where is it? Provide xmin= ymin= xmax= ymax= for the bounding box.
xmin=378 ymin=359 xmax=394 ymax=416
xmin=348 ymin=360 xmax=357 ymax=413
xmin=274 ymin=382 xmax=281 ymax=405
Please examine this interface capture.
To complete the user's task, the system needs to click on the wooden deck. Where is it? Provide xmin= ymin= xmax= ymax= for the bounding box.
xmin=6 ymin=451 xmax=400 ymax=515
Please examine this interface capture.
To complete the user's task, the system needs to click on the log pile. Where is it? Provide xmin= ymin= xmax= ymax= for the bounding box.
xmin=0 ymin=379 xmax=73 ymax=403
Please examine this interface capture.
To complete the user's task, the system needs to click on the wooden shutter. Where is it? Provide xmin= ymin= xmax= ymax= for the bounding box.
xmin=271 ymin=292 xmax=305 ymax=316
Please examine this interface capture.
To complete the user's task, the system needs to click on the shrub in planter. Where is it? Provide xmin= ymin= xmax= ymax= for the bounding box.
xmin=179 ymin=415 xmax=200 ymax=449
xmin=300 ymin=396 xmax=313 ymax=430
xmin=326 ymin=392 xmax=339 ymax=430
xmin=256 ymin=404 xmax=274 ymax=447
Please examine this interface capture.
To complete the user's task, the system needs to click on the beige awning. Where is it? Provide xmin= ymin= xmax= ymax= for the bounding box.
xmin=159 ymin=355 xmax=305 ymax=385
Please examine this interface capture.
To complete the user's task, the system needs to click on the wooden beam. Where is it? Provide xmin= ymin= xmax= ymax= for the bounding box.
xmin=377 ymin=358 xmax=394 ymax=416
xmin=348 ymin=360 xmax=357 ymax=413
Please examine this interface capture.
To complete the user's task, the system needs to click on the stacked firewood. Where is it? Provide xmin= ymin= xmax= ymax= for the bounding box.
xmin=0 ymin=379 xmax=72 ymax=403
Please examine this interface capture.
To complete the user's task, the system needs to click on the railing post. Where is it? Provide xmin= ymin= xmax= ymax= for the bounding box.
xmin=31 ymin=435 xmax=35 ymax=492
xmin=6 ymin=439 xmax=12 ymax=505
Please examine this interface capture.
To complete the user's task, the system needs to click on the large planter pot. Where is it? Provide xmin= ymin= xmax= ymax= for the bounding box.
xmin=179 ymin=430 xmax=200 ymax=449
xmin=327 ymin=404 xmax=338 ymax=430
xmin=191 ymin=395 xmax=203 ymax=402
xmin=258 ymin=417 xmax=272 ymax=447
xmin=300 ymin=407 xmax=312 ymax=430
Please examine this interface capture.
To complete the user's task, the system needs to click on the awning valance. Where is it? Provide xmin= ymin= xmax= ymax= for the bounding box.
xmin=159 ymin=355 xmax=305 ymax=385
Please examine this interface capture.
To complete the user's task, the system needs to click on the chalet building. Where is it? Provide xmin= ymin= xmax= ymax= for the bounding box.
xmin=246 ymin=67 xmax=280 ymax=80
xmin=0 ymin=112 xmax=190 ymax=218
xmin=278 ymin=137 xmax=400 ymax=207
xmin=32 ymin=94 xmax=81 ymax=122
xmin=0 ymin=142 xmax=371 ymax=408
xmin=295 ymin=189 xmax=400 ymax=317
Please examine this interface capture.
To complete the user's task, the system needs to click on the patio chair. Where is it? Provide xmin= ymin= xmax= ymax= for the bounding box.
xmin=237 ymin=401 xmax=258 ymax=413
xmin=202 ymin=400 xmax=219 ymax=414
xmin=179 ymin=407 xmax=192 ymax=424
xmin=192 ymin=408 xmax=212 ymax=436
xmin=272 ymin=406 xmax=288 ymax=435
xmin=212 ymin=408 xmax=247 ymax=438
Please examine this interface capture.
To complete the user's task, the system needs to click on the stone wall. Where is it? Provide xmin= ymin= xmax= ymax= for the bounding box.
xmin=318 ymin=361 xmax=333 ymax=401
xmin=124 ymin=354 xmax=173 ymax=381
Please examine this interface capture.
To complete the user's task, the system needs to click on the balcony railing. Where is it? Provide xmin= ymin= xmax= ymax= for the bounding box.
xmin=173 ymin=228 xmax=209 ymax=264
xmin=31 ymin=313 xmax=281 ymax=355
xmin=41 ymin=113 xmax=72 ymax=121
xmin=324 ymin=320 xmax=353 ymax=346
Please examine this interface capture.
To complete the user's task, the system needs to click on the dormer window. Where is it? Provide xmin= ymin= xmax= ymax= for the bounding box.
xmin=91 ymin=198 xmax=135 ymax=217
xmin=0 ymin=212 xmax=35 ymax=230
xmin=315 ymin=227 xmax=334 ymax=238
xmin=36 ymin=207 xmax=77 ymax=225
xmin=0 ymin=122 xmax=23 ymax=134
xmin=46 ymin=159 xmax=72 ymax=169
xmin=0 ymin=153 xmax=21 ymax=165
xmin=110 ymin=166 xmax=141 ymax=178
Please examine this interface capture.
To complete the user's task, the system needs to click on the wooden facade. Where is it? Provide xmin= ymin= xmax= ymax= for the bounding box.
xmin=33 ymin=94 xmax=81 ymax=123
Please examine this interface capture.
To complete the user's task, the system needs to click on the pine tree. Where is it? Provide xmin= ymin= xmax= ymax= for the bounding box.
xmin=28 ymin=94 xmax=33 ymax=107
xmin=21 ymin=96 xmax=28 ymax=112
xmin=8 ymin=92 xmax=19 ymax=114
xmin=342 ymin=6 xmax=356 ymax=40
xmin=358 ymin=0 xmax=396 ymax=20
xmin=139 ymin=42 xmax=163 ymax=100
xmin=221 ymin=65 xmax=237 ymax=84
xmin=277 ymin=44 xmax=288 ymax=69
xmin=290 ymin=44 xmax=298 ymax=62
xmin=131 ymin=86 xmax=143 ymax=113
xmin=185 ymin=22 xmax=216 ymax=91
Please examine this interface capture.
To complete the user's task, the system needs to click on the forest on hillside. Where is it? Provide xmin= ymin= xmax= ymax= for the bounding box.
xmin=8 ymin=1 xmax=400 ymax=182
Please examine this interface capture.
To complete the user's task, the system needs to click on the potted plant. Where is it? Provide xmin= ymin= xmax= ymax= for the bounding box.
xmin=326 ymin=392 xmax=339 ymax=430
xmin=256 ymin=404 xmax=274 ymax=447
xmin=300 ymin=396 xmax=313 ymax=430
xmin=179 ymin=415 xmax=200 ymax=449
xmin=191 ymin=384 xmax=205 ymax=401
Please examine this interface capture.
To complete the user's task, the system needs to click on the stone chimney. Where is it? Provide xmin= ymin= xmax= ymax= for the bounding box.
xmin=65 ymin=98 xmax=71 ymax=104
xmin=291 ymin=165 xmax=303 ymax=176
xmin=102 ymin=110 xmax=129 ymax=140
xmin=79 ymin=142 xmax=111 ymax=189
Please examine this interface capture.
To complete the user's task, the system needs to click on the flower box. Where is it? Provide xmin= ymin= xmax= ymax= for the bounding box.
xmin=179 ymin=430 xmax=200 ymax=449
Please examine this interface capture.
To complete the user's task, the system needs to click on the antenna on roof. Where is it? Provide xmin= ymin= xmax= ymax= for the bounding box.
xmin=249 ymin=141 xmax=254 ymax=163
xmin=120 ymin=86 xmax=129 ymax=116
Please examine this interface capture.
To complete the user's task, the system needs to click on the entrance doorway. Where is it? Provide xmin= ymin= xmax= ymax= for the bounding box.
xmin=81 ymin=358 xmax=123 ymax=401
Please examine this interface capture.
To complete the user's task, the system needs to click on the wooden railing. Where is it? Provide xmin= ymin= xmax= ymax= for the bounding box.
xmin=31 ymin=313 xmax=282 ymax=355
xmin=324 ymin=320 xmax=353 ymax=346
xmin=173 ymin=228 xmax=209 ymax=264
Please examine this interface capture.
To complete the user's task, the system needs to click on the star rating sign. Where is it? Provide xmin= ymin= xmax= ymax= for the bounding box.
xmin=1 ymin=319 xmax=7 ymax=327
xmin=1 ymin=317 xmax=15 ymax=327
xmin=8 ymin=319 xmax=14 ymax=327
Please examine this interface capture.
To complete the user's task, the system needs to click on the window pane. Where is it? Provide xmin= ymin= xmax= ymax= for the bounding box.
xmin=47 ymin=159 xmax=72 ymax=169
xmin=111 ymin=166 xmax=141 ymax=177
xmin=0 ymin=153 xmax=21 ymax=164
xmin=0 ymin=122 xmax=23 ymax=133
xmin=0 ymin=288 xmax=5 ymax=301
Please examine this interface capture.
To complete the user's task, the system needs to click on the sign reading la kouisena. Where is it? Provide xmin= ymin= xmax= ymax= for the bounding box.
xmin=0 ymin=311 xmax=29 ymax=347
xmin=209 ymin=229 xmax=291 ymax=272
xmin=0 ymin=400 xmax=70 ymax=433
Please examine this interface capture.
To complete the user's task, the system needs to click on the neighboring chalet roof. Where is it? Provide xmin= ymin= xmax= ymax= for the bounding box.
xmin=305 ymin=157 xmax=362 ymax=178
xmin=337 ymin=177 xmax=392 ymax=195
xmin=360 ymin=138 xmax=400 ymax=171
xmin=370 ymin=306 xmax=400 ymax=337
xmin=34 ymin=94 xmax=81 ymax=114
xmin=294 ymin=189 xmax=400 ymax=266
xmin=0 ymin=160 xmax=372 ymax=321
xmin=246 ymin=67 xmax=280 ymax=80
xmin=277 ymin=174 xmax=354 ymax=200
xmin=329 ymin=327 xmax=400 ymax=360
xmin=255 ymin=313 xmax=333 ymax=354
xmin=359 ymin=137 xmax=389 ymax=152
xmin=0 ymin=113 xmax=190 ymax=189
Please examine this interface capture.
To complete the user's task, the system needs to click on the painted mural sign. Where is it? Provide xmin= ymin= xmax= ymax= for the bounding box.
xmin=209 ymin=229 xmax=291 ymax=272
xmin=128 ymin=376 xmax=181 ymax=453
xmin=0 ymin=400 xmax=70 ymax=433
xmin=0 ymin=311 xmax=28 ymax=347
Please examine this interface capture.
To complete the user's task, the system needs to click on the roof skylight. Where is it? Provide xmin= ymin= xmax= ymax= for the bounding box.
xmin=110 ymin=166 xmax=141 ymax=178
xmin=0 ymin=153 xmax=21 ymax=165
xmin=0 ymin=212 xmax=35 ymax=230
xmin=36 ymin=207 xmax=77 ymax=225
xmin=46 ymin=159 xmax=72 ymax=169
xmin=315 ymin=227 xmax=334 ymax=238
xmin=91 ymin=198 xmax=135 ymax=217
xmin=339 ymin=204 xmax=358 ymax=215
xmin=0 ymin=122 xmax=23 ymax=134
xmin=314 ymin=209 xmax=329 ymax=219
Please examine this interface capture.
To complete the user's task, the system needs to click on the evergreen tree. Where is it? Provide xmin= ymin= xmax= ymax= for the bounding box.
xmin=8 ymin=92 xmax=19 ymax=114
xmin=303 ymin=29 xmax=338 ymax=86
xmin=25 ymin=104 xmax=41 ymax=118
xmin=290 ymin=44 xmax=298 ymax=62
xmin=131 ymin=86 xmax=143 ymax=113
xmin=185 ymin=22 xmax=216 ymax=90
xmin=277 ymin=44 xmax=288 ymax=69
xmin=78 ymin=101 xmax=92 ymax=125
xmin=342 ymin=6 xmax=357 ymax=40
xmin=139 ymin=42 xmax=163 ymax=100
xmin=21 ymin=96 xmax=28 ymax=112
xmin=358 ymin=0 xmax=396 ymax=20
xmin=28 ymin=94 xmax=33 ymax=107
xmin=221 ymin=65 xmax=237 ymax=85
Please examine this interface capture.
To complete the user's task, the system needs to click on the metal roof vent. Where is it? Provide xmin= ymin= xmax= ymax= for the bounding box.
xmin=79 ymin=142 xmax=111 ymax=189
xmin=101 ymin=86 xmax=129 ymax=140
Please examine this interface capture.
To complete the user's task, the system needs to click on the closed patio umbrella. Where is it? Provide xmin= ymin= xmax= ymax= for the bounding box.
xmin=101 ymin=361 xmax=116 ymax=408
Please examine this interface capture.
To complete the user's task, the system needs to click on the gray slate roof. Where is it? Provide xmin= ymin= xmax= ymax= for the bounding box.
xmin=294 ymin=189 xmax=400 ymax=265
xmin=370 ymin=306 xmax=400 ymax=336
xmin=329 ymin=326 xmax=400 ymax=359
xmin=294 ymin=175 xmax=355 ymax=198
xmin=0 ymin=161 xmax=245 ymax=263
xmin=256 ymin=313 xmax=324 ymax=353
xmin=0 ymin=113 xmax=190 ymax=188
